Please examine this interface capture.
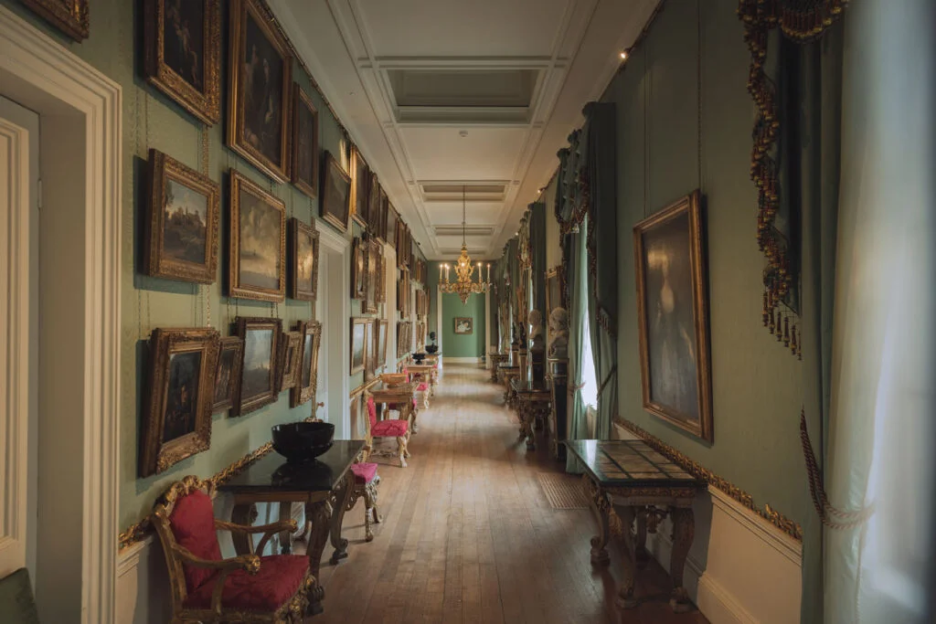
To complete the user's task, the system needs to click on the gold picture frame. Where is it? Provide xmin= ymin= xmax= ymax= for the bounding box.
xmin=320 ymin=151 xmax=352 ymax=233
xmin=288 ymin=218 xmax=319 ymax=302
xmin=227 ymin=0 xmax=293 ymax=182
xmin=212 ymin=336 xmax=244 ymax=414
xmin=290 ymin=84 xmax=319 ymax=199
xmin=140 ymin=327 xmax=219 ymax=477
xmin=145 ymin=149 xmax=220 ymax=284
xmin=377 ymin=319 xmax=388 ymax=368
xmin=144 ymin=0 xmax=221 ymax=125
xmin=291 ymin=320 xmax=322 ymax=408
xmin=376 ymin=245 xmax=386 ymax=304
xmin=633 ymin=190 xmax=713 ymax=443
xmin=397 ymin=321 xmax=412 ymax=358
xmin=232 ymin=316 xmax=282 ymax=416
xmin=362 ymin=238 xmax=379 ymax=315
xmin=364 ymin=319 xmax=375 ymax=380
xmin=454 ymin=317 xmax=473 ymax=335
xmin=277 ymin=330 xmax=302 ymax=392
xmin=228 ymin=170 xmax=286 ymax=302
xmin=350 ymin=318 xmax=368 ymax=375
xmin=350 ymin=146 xmax=369 ymax=227
xmin=22 ymin=0 xmax=89 ymax=41
xmin=351 ymin=237 xmax=365 ymax=299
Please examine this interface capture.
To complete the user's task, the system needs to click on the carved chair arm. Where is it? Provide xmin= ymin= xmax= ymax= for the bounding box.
xmin=215 ymin=519 xmax=298 ymax=555
xmin=171 ymin=544 xmax=261 ymax=614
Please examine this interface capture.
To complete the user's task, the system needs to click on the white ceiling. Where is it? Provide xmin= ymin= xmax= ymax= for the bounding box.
xmin=269 ymin=0 xmax=660 ymax=260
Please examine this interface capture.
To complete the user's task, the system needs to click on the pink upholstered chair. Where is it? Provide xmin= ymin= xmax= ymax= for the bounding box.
xmin=151 ymin=476 xmax=315 ymax=623
xmin=365 ymin=391 xmax=411 ymax=467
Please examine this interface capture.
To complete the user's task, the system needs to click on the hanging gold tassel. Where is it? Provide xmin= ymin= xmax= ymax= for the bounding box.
xmin=790 ymin=324 xmax=798 ymax=356
xmin=776 ymin=311 xmax=784 ymax=342
xmin=762 ymin=291 xmax=769 ymax=327
xmin=769 ymin=307 xmax=776 ymax=334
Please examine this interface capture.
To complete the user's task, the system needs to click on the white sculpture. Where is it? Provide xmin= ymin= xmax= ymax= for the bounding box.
xmin=548 ymin=308 xmax=569 ymax=359
xmin=528 ymin=309 xmax=545 ymax=353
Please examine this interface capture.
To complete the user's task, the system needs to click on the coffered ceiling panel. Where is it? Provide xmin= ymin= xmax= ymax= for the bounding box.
xmin=269 ymin=0 xmax=660 ymax=260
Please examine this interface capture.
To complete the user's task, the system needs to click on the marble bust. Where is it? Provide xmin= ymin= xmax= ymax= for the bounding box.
xmin=548 ymin=308 xmax=569 ymax=359
xmin=528 ymin=309 xmax=545 ymax=353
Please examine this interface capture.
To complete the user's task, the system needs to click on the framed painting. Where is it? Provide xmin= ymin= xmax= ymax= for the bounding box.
xmin=22 ymin=0 xmax=89 ymax=41
xmin=386 ymin=205 xmax=398 ymax=251
xmin=397 ymin=268 xmax=410 ymax=316
xmin=289 ymin=218 xmax=319 ymax=302
xmin=376 ymin=186 xmax=389 ymax=242
xmin=211 ymin=336 xmax=243 ymax=414
xmin=396 ymin=322 xmax=408 ymax=358
xmin=633 ymin=190 xmax=713 ymax=443
xmin=350 ymin=146 xmax=369 ymax=227
xmin=140 ymin=327 xmax=219 ymax=477
xmin=362 ymin=239 xmax=379 ymax=315
xmin=545 ymin=265 xmax=565 ymax=314
xmin=454 ymin=317 xmax=473 ymax=335
xmin=364 ymin=319 xmax=375 ymax=380
xmin=320 ymin=151 xmax=352 ymax=232
xmin=377 ymin=319 xmax=388 ymax=368
xmin=366 ymin=172 xmax=381 ymax=232
xmin=229 ymin=170 xmax=286 ymax=302
xmin=227 ymin=0 xmax=292 ymax=182
xmin=376 ymin=245 xmax=386 ymax=304
xmin=350 ymin=318 xmax=368 ymax=375
xmin=232 ymin=316 xmax=282 ymax=416
xmin=290 ymin=320 xmax=322 ymax=408
xmin=351 ymin=237 xmax=365 ymax=300
xmin=277 ymin=330 xmax=301 ymax=392
xmin=144 ymin=0 xmax=221 ymax=125
xmin=144 ymin=149 xmax=220 ymax=284
xmin=290 ymin=85 xmax=319 ymax=199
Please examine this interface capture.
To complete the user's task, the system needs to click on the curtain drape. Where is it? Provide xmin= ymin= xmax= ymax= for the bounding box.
xmin=530 ymin=203 xmax=546 ymax=317
xmin=564 ymin=219 xmax=589 ymax=473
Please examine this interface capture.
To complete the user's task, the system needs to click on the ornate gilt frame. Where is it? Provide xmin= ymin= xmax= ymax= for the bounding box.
xmin=288 ymin=218 xmax=319 ymax=302
xmin=144 ymin=0 xmax=221 ymax=125
xmin=144 ymin=149 xmax=220 ymax=284
xmin=350 ymin=318 xmax=369 ymax=375
xmin=290 ymin=84 xmax=319 ymax=199
xmin=320 ymin=151 xmax=352 ymax=232
xmin=232 ymin=316 xmax=283 ymax=416
xmin=228 ymin=170 xmax=286 ymax=302
xmin=350 ymin=146 xmax=369 ymax=227
xmin=226 ymin=0 xmax=293 ymax=182
xmin=377 ymin=320 xmax=388 ymax=368
xmin=351 ymin=237 xmax=365 ymax=299
xmin=545 ymin=264 xmax=566 ymax=314
xmin=362 ymin=238 xmax=379 ymax=314
xmin=633 ymin=190 xmax=713 ymax=442
xmin=290 ymin=320 xmax=321 ymax=408
xmin=277 ymin=331 xmax=302 ymax=392
xmin=22 ymin=0 xmax=88 ymax=41
xmin=212 ymin=336 xmax=244 ymax=414
xmin=396 ymin=321 xmax=412 ymax=358
xmin=366 ymin=172 xmax=381 ymax=232
xmin=140 ymin=327 xmax=220 ymax=477
xmin=376 ymin=245 xmax=386 ymax=304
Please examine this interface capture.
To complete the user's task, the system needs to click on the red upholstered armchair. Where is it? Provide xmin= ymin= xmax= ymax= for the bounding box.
xmin=152 ymin=476 xmax=316 ymax=623
xmin=364 ymin=391 xmax=411 ymax=467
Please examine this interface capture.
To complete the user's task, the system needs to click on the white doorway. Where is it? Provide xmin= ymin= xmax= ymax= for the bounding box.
xmin=318 ymin=227 xmax=350 ymax=438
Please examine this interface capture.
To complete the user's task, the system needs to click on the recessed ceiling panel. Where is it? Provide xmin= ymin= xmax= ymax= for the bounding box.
xmin=424 ymin=201 xmax=503 ymax=226
xmin=389 ymin=69 xmax=537 ymax=108
xmin=400 ymin=126 xmax=526 ymax=180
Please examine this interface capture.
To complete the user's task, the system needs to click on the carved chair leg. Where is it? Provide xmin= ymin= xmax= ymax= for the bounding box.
xmin=669 ymin=507 xmax=695 ymax=613
xmin=363 ymin=481 xmax=380 ymax=542
xmin=396 ymin=436 xmax=408 ymax=467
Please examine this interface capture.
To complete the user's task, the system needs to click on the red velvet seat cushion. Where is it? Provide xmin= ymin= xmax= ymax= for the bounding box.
xmin=183 ymin=555 xmax=309 ymax=612
xmin=373 ymin=419 xmax=408 ymax=437
xmin=350 ymin=462 xmax=378 ymax=484
xmin=169 ymin=490 xmax=222 ymax=591
xmin=416 ymin=382 xmax=429 ymax=392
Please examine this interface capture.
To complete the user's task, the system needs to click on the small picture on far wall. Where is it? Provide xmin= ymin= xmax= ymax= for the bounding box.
xmin=454 ymin=317 xmax=473 ymax=335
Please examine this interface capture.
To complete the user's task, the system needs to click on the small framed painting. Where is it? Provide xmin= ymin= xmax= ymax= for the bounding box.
xmin=320 ymin=151 xmax=352 ymax=233
xmin=277 ymin=330 xmax=302 ymax=392
xmin=291 ymin=85 xmax=319 ymax=199
xmin=454 ymin=317 xmax=473 ymax=335
xmin=229 ymin=170 xmax=286 ymax=302
xmin=144 ymin=149 xmax=220 ymax=284
xmin=366 ymin=172 xmax=380 ymax=232
xmin=233 ymin=316 xmax=282 ymax=416
xmin=212 ymin=336 xmax=244 ymax=414
xmin=227 ymin=0 xmax=292 ymax=182
xmin=22 ymin=0 xmax=89 ymax=41
xmin=140 ymin=327 xmax=219 ymax=477
xmin=364 ymin=319 xmax=375 ymax=380
xmin=386 ymin=206 xmax=398 ymax=251
xmin=376 ymin=245 xmax=386 ymax=304
xmin=351 ymin=237 xmax=365 ymax=300
xmin=350 ymin=318 xmax=368 ymax=375
xmin=377 ymin=319 xmax=388 ymax=368
xmin=289 ymin=218 xmax=319 ymax=302
xmin=362 ymin=239 xmax=379 ymax=315
xmin=291 ymin=320 xmax=322 ymax=408
xmin=350 ymin=146 xmax=369 ymax=227
xmin=144 ymin=0 xmax=221 ymax=125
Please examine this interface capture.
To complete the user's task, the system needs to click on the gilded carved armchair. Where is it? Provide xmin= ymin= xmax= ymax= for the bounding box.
xmin=152 ymin=476 xmax=315 ymax=623
xmin=364 ymin=390 xmax=411 ymax=467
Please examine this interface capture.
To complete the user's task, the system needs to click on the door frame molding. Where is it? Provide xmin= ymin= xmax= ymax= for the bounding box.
xmin=0 ymin=6 xmax=121 ymax=622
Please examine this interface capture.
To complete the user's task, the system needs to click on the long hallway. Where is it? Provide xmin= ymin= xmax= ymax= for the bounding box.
xmin=310 ymin=365 xmax=709 ymax=623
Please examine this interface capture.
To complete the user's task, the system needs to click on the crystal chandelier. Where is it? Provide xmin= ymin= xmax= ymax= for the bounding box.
xmin=440 ymin=186 xmax=491 ymax=305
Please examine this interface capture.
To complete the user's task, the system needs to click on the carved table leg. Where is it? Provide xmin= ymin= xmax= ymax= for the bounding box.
xmin=329 ymin=473 xmax=353 ymax=564
xmin=669 ymin=507 xmax=695 ymax=613
xmin=230 ymin=502 xmax=257 ymax=555
xmin=304 ymin=497 xmax=330 ymax=615
xmin=615 ymin=505 xmax=638 ymax=612
xmin=521 ymin=402 xmax=536 ymax=450
xmin=585 ymin=479 xmax=610 ymax=566
xmin=635 ymin=508 xmax=649 ymax=569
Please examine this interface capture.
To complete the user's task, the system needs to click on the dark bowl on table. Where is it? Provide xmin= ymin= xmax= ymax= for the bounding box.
xmin=271 ymin=422 xmax=335 ymax=463
xmin=425 ymin=345 xmax=438 ymax=354
xmin=413 ymin=352 xmax=427 ymax=363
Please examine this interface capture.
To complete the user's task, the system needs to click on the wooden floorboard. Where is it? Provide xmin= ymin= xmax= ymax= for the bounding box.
xmin=302 ymin=365 xmax=709 ymax=624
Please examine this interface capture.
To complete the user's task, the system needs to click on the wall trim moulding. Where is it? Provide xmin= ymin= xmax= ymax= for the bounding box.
xmin=317 ymin=218 xmax=351 ymax=252
xmin=614 ymin=417 xmax=803 ymax=541
xmin=443 ymin=356 xmax=482 ymax=364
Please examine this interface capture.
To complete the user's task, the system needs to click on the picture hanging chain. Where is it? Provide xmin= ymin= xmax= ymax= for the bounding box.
xmin=697 ymin=0 xmax=703 ymax=195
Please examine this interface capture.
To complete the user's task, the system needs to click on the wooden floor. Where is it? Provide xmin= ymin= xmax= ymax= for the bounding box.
xmin=304 ymin=365 xmax=709 ymax=624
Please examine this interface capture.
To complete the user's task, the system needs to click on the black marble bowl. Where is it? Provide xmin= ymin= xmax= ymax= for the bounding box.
xmin=271 ymin=422 xmax=335 ymax=462
xmin=425 ymin=345 xmax=438 ymax=354
xmin=413 ymin=352 xmax=427 ymax=363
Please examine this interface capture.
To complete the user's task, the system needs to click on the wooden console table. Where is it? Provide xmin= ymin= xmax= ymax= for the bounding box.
xmin=510 ymin=379 xmax=551 ymax=450
xmin=564 ymin=439 xmax=705 ymax=615
xmin=218 ymin=440 xmax=365 ymax=615
xmin=489 ymin=353 xmax=509 ymax=382
xmin=498 ymin=365 xmax=520 ymax=407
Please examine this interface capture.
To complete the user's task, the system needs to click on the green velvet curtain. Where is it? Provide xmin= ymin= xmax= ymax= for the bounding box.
xmin=564 ymin=219 xmax=589 ymax=473
xmin=530 ymin=202 xmax=546 ymax=317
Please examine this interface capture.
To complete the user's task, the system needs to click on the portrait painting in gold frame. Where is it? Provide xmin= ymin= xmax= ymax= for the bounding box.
xmin=320 ymin=151 xmax=352 ymax=233
xmin=229 ymin=170 xmax=286 ymax=302
xmin=291 ymin=84 xmax=319 ymax=199
xmin=291 ymin=320 xmax=322 ymax=408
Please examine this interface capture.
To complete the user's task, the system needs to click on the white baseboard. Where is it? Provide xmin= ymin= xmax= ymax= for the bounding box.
xmin=443 ymin=356 xmax=482 ymax=364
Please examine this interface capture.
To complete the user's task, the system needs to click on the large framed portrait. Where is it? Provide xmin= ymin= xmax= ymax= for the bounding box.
xmin=633 ymin=190 xmax=712 ymax=442
xmin=454 ymin=317 xmax=473 ymax=335
xmin=350 ymin=318 xmax=368 ymax=375
xmin=140 ymin=327 xmax=219 ymax=477
xmin=362 ymin=239 xmax=379 ymax=315
xmin=229 ymin=170 xmax=286 ymax=302
xmin=350 ymin=146 xmax=369 ymax=227
xmin=227 ymin=0 xmax=292 ymax=182
xmin=291 ymin=84 xmax=319 ymax=199
xmin=351 ymin=237 xmax=365 ymax=299
xmin=277 ymin=330 xmax=301 ymax=392
xmin=320 ymin=151 xmax=352 ymax=233
xmin=377 ymin=320 xmax=388 ymax=368
xmin=289 ymin=218 xmax=319 ymax=302
xmin=291 ymin=320 xmax=321 ymax=408
xmin=397 ymin=321 xmax=411 ymax=358
xmin=232 ymin=316 xmax=283 ymax=416
xmin=21 ymin=0 xmax=89 ymax=41
xmin=144 ymin=0 xmax=221 ymax=125
xmin=144 ymin=149 xmax=220 ymax=284
xmin=212 ymin=336 xmax=244 ymax=414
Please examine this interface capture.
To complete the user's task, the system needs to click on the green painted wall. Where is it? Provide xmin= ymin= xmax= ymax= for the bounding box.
xmin=0 ymin=0 xmax=375 ymax=531
xmin=428 ymin=261 xmax=487 ymax=358
xmin=609 ymin=0 xmax=808 ymax=525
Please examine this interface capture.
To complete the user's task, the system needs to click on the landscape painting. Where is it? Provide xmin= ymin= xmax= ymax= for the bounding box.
xmin=212 ymin=337 xmax=243 ymax=413
xmin=229 ymin=170 xmax=285 ymax=302
xmin=291 ymin=320 xmax=322 ymax=407
xmin=140 ymin=327 xmax=219 ymax=477
xmin=289 ymin=219 xmax=319 ymax=301
xmin=145 ymin=149 xmax=219 ymax=284
xmin=320 ymin=152 xmax=352 ymax=232
xmin=291 ymin=85 xmax=319 ymax=199
xmin=351 ymin=147 xmax=369 ymax=226
xmin=350 ymin=318 xmax=368 ymax=375
xmin=377 ymin=320 xmax=388 ymax=367
xmin=634 ymin=190 xmax=713 ymax=443
xmin=233 ymin=317 xmax=282 ymax=415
